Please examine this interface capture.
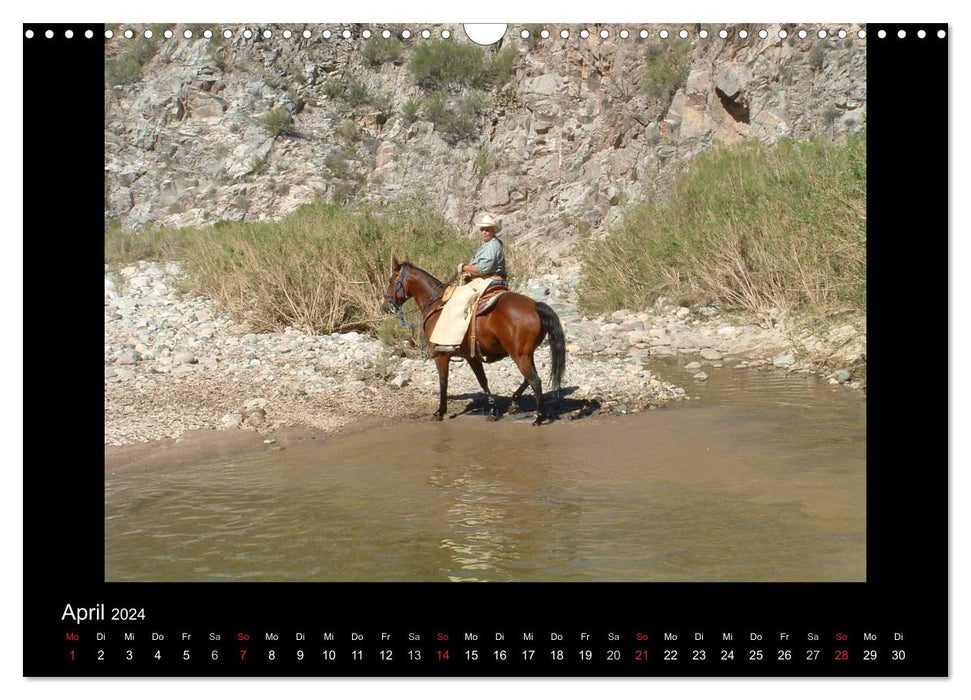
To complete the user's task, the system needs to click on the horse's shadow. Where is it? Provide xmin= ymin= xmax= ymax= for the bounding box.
xmin=449 ymin=386 xmax=600 ymax=423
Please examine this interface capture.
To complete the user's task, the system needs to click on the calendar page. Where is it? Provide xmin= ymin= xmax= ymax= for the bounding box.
xmin=22 ymin=19 xmax=947 ymax=677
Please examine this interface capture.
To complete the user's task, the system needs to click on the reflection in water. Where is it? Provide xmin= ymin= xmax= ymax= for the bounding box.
xmin=106 ymin=367 xmax=865 ymax=582
xmin=428 ymin=429 xmax=581 ymax=581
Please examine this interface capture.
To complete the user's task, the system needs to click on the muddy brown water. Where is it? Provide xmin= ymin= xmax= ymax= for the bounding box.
xmin=105 ymin=360 xmax=865 ymax=582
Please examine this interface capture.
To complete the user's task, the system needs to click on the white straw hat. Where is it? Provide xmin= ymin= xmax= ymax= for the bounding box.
xmin=476 ymin=214 xmax=502 ymax=232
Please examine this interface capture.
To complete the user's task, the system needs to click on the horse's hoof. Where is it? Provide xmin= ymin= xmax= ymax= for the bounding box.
xmin=487 ymin=413 xmax=499 ymax=422
xmin=432 ymin=412 xmax=444 ymax=421
xmin=532 ymin=416 xmax=545 ymax=426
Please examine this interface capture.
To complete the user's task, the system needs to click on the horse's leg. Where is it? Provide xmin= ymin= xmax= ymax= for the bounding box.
xmin=507 ymin=379 xmax=529 ymax=414
xmin=511 ymin=353 xmax=545 ymax=425
xmin=433 ymin=354 xmax=450 ymax=420
xmin=466 ymin=358 xmax=498 ymax=421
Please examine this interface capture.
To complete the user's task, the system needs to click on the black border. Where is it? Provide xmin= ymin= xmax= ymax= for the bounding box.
xmin=24 ymin=22 xmax=947 ymax=677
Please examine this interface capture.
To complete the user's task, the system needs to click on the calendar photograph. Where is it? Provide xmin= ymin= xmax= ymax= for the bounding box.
xmin=103 ymin=22 xmax=868 ymax=584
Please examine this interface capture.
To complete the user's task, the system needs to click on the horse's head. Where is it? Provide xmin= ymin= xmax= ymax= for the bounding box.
xmin=382 ymin=258 xmax=410 ymax=315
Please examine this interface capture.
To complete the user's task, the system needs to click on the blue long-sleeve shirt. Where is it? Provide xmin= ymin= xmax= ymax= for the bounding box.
xmin=470 ymin=238 xmax=506 ymax=278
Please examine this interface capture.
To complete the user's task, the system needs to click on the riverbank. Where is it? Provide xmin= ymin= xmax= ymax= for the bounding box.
xmin=105 ymin=261 xmax=864 ymax=446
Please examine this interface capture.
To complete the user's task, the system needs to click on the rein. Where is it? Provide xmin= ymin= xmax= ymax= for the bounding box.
xmin=385 ymin=264 xmax=450 ymax=327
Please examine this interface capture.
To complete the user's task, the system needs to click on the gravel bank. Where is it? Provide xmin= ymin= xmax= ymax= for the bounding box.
xmin=105 ymin=262 xmax=864 ymax=446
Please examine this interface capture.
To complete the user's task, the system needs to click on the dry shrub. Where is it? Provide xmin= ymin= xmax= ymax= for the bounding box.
xmin=181 ymin=198 xmax=475 ymax=334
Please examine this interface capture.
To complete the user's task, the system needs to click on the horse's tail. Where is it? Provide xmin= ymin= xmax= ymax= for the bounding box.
xmin=536 ymin=301 xmax=566 ymax=391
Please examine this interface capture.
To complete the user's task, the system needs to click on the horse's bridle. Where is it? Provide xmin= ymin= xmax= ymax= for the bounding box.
xmin=384 ymin=263 xmax=410 ymax=326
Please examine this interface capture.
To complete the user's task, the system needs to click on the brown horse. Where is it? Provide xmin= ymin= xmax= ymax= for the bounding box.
xmin=383 ymin=259 xmax=566 ymax=425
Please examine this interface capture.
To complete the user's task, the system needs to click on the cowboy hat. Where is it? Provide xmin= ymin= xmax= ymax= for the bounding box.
xmin=476 ymin=214 xmax=502 ymax=232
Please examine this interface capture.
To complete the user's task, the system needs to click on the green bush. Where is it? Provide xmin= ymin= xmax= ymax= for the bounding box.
xmin=323 ymin=73 xmax=391 ymax=114
xmin=408 ymin=41 xmax=516 ymax=92
xmin=473 ymin=145 xmax=496 ymax=179
xmin=638 ymin=41 xmax=692 ymax=102
xmin=422 ymin=90 xmax=489 ymax=142
xmin=261 ymin=107 xmax=295 ymax=137
xmin=521 ymin=24 xmax=544 ymax=49
xmin=401 ymin=98 xmax=421 ymax=124
xmin=421 ymin=91 xmax=450 ymax=125
xmin=337 ymin=119 xmax=362 ymax=143
xmin=105 ymin=36 xmax=160 ymax=85
xmin=579 ymin=133 xmax=867 ymax=318
xmin=362 ymin=37 xmax=405 ymax=66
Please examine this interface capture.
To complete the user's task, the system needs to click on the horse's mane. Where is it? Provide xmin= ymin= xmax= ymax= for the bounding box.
xmin=398 ymin=261 xmax=449 ymax=291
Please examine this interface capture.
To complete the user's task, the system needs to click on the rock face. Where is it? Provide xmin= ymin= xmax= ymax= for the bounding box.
xmin=105 ymin=23 xmax=865 ymax=251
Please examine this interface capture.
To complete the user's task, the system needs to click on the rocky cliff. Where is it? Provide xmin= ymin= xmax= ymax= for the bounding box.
xmin=104 ymin=23 xmax=866 ymax=259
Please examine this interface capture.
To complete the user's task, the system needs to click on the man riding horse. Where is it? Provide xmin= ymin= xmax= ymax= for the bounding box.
xmin=429 ymin=213 xmax=507 ymax=354
xmin=383 ymin=213 xmax=566 ymax=424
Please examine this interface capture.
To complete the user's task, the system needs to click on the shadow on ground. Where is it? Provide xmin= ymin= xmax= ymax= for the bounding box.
xmin=447 ymin=386 xmax=601 ymax=423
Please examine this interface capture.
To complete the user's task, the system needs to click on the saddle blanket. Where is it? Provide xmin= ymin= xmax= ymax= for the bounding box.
xmin=428 ymin=277 xmax=492 ymax=346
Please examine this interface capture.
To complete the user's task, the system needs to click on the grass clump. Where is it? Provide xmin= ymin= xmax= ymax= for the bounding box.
xmin=105 ymin=36 xmax=160 ymax=86
xmin=579 ymin=133 xmax=866 ymax=320
xmin=104 ymin=220 xmax=193 ymax=267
